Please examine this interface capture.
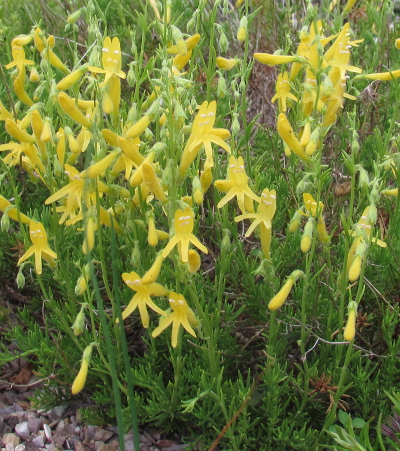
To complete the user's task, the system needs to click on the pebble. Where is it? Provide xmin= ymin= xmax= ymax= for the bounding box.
xmin=32 ymin=436 xmax=45 ymax=447
xmin=15 ymin=422 xmax=31 ymax=441
xmin=43 ymin=424 xmax=51 ymax=441
xmin=28 ymin=419 xmax=42 ymax=435
xmin=2 ymin=433 xmax=20 ymax=447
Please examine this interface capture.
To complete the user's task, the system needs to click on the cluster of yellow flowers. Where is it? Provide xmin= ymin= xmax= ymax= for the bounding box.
xmin=251 ymin=19 xmax=398 ymax=341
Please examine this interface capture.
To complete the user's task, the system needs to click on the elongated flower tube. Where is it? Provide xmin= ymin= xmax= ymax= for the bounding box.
xmin=57 ymin=65 xmax=88 ymax=90
xmin=5 ymin=119 xmax=36 ymax=144
xmin=216 ymin=57 xmax=238 ymax=70
xmin=152 ymin=292 xmax=199 ymax=348
xmin=343 ymin=301 xmax=357 ymax=341
xmin=254 ymin=53 xmax=298 ymax=66
xmin=126 ymin=115 xmax=150 ymax=139
xmin=80 ymin=150 xmax=120 ymax=179
xmin=355 ymin=70 xmax=400 ymax=81
xmin=71 ymin=342 xmax=97 ymax=394
xmin=268 ymin=270 xmax=304 ymax=310
xmin=58 ymin=93 xmax=92 ymax=128
xmin=0 ymin=101 xmax=13 ymax=121
xmin=277 ymin=114 xmax=309 ymax=162
xmin=162 ymin=207 xmax=208 ymax=262
xmin=141 ymin=253 xmax=164 ymax=285
xmin=0 ymin=195 xmax=31 ymax=224
xmin=13 ymin=77 xmax=34 ymax=106
xmin=17 ymin=221 xmax=57 ymax=274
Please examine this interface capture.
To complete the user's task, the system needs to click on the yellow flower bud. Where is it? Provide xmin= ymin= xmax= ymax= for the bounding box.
xmin=216 ymin=57 xmax=238 ymax=71
xmin=288 ymin=209 xmax=303 ymax=233
xmin=147 ymin=212 xmax=158 ymax=247
xmin=277 ymin=113 xmax=310 ymax=162
xmin=142 ymin=253 xmax=164 ymax=284
xmin=348 ymin=254 xmax=362 ymax=282
xmin=58 ymin=92 xmax=91 ymax=128
xmin=40 ymin=119 xmax=52 ymax=143
xmin=300 ymin=218 xmax=314 ymax=253
xmin=57 ymin=66 xmax=87 ymax=90
xmin=343 ymin=301 xmax=357 ymax=341
xmin=71 ymin=342 xmax=97 ymax=395
xmin=5 ymin=118 xmax=35 ymax=143
xmin=237 ymin=27 xmax=246 ymax=42
xmin=396 ymin=38 xmax=400 ymax=50
xmin=71 ymin=359 xmax=89 ymax=395
xmin=13 ymin=77 xmax=34 ymax=106
xmin=200 ymin=165 xmax=213 ymax=193
xmin=299 ymin=121 xmax=312 ymax=148
xmin=126 ymin=115 xmax=150 ymax=139
xmin=187 ymin=250 xmax=201 ymax=273
xmin=268 ymin=270 xmax=304 ymax=311
xmin=30 ymin=67 xmax=40 ymax=83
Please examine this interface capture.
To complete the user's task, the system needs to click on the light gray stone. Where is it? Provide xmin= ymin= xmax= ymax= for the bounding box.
xmin=2 ymin=434 xmax=20 ymax=447
xmin=32 ymin=436 xmax=45 ymax=448
xmin=15 ymin=422 xmax=30 ymax=440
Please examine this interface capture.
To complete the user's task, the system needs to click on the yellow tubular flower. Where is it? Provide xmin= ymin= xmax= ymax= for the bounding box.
xmin=142 ymin=162 xmax=168 ymax=204
xmin=13 ymin=77 xmax=34 ymax=106
xmin=235 ymin=188 xmax=276 ymax=236
xmin=147 ymin=211 xmax=158 ymax=246
xmin=343 ymin=301 xmax=357 ymax=341
xmin=216 ymin=57 xmax=238 ymax=70
xmin=119 ymin=271 xmax=167 ymax=325
xmin=88 ymin=37 xmax=126 ymax=87
xmin=71 ymin=357 xmax=89 ymax=395
xmin=268 ymin=270 xmax=304 ymax=311
xmin=152 ymin=292 xmax=199 ymax=348
xmin=141 ymin=253 xmax=164 ymax=284
xmin=167 ymin=33 xmax=200 ymax=54
xmin=58 ymin=93 xmax=91 ymax=128
xmin=71 ymin=343 xmax=97 ymax=395
xmin=31 ymin=110 xmax=46 ymax=157
xmin=40 ymin=119 xmax=52 ymax=143
xmin=200 ymin=165 xmax=213 ymax=193
xmin=57 ymin=65 xmax=87 ymax=90
xmin=46 ymin=36 xmax=70 ymax=74
xmin=254 ymin=53 xmax=298 ymax=66
xmin=271 ymin=72 xmax=298 ymax=112
xmin=215 ymin=156 xmax=260 ymax=214
xmin=187 ymin=250 xmax=201 ymax=273
xmin=0 ymin=101 xmax=13 ymax=121
xmin=162 ymin=207 xmax=208 ymax=262
xmin=126 ymin=115 xmax=150 ymax=139
xmin=5 ymin=118 xmax=35 ymax=143
xmin=56 ymin=128 xmax=66 ymax=167
xmin=355 ymin=70 xmax=400 ymax=81
xmin=277 ymin=114 xmax=310 ymax=162
xmin=180 ymin=100 xmax=231 ymax=173
xmin=0 ymin=195 xmax=31 ymax=224
xmin=17 ymin=221 xmax=58 ymax=275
